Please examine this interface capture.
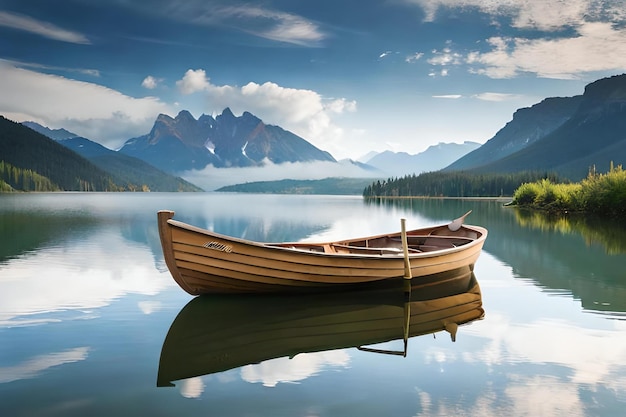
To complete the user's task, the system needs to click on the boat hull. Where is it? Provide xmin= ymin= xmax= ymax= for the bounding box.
xmin=157 ymin=210 xmax=488 ymax=295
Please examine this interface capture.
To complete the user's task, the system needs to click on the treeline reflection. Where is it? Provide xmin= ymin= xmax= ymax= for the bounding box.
xmin=368 ymin=198 xmax=626 ymax=315
xmin=514 ymin=209 xmax=626 ymax=255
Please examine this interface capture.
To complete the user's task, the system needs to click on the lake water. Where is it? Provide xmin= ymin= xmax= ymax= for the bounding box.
xmin=1 ymin=193 xmax=625 ymax=416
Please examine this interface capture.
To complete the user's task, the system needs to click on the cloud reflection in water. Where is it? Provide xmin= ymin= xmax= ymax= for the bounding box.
xmin=0 ymin=231 xmax=172 ymax=327
xmin=0 ymin=347 xmax=90 ymax=384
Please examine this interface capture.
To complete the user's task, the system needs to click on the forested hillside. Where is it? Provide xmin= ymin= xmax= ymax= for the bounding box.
xmin=217 ymin=177 xmax=376 ymax=195
xmin=0 ymin=116 xmax=122 ymax=191
xmin=51 ymin=136 xmax=202 ymax=192
xmin=2 ymin=116 xmax=203 ymax=192
xmin=0 ymin=161 xmax=60 ymax=191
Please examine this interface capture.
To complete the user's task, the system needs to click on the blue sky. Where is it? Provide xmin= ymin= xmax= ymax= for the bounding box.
xmin=1 ymin=0 xmax=626 ymax=160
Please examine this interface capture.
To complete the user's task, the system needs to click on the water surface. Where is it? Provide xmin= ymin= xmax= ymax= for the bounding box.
xmin=1 ymin=193 xmax=625 ymax=416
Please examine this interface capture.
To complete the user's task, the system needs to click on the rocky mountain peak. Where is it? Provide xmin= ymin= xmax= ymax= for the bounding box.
xmin=119 ymin=107 xmax=335 ymax=173
xmin=583 ymin=73 xmax=626 ymax=101
xmin=219 ymin=107 xmax=235 ymax=120
xmin=175 ymin=110 xmax=195 ymax=121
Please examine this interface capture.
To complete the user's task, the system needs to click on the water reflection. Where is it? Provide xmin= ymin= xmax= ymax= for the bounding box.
xmin=2 ymin=194 xmax=626 ymax=416
xmin=513 ymin=209 xmax=626 ymax=255
xmin=0 ymin=194 xmax=418 ymax=328
xmin=0 ymin=228 xmax=172 ymax=327
xmin=0 ymin=193 xmax=377 ymax=264
xmin=467 ymin=257 xmax=626 ymax=416
xmin=0 ymin=347 xmax=90 ymax=384
xmin=0 ymin=210 xmax=99 ymax=263
xmin=368 ymin=198 xmax=626 ymax=316
xmin=157 ymin=267 xmax=484 ymax=388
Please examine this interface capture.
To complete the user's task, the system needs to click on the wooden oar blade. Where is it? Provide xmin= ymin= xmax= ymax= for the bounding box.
xmin=448 ymin=210 xmax=472 ymax=231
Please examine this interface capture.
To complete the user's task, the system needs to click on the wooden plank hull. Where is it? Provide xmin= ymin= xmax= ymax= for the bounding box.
xmin=157 ymin=270 xmax=484 ymax=387
xmin=157 ymin=210 xmax=488 ymax=295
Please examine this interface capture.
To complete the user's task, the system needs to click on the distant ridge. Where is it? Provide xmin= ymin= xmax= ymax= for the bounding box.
xmin=1 ymin=116 xmax=122 ymax=191
xmin=22 ymin=121 xmax=203 ymax=192
xmin=445 ymin=74 xmax=626 ymax=180
xmin=216 ymin=177 xmax=377 ymax=195
xmin=366 ymin=141 xmax=481 ymax=177
xmin=22 ymin=121 xmax=78 ymax=141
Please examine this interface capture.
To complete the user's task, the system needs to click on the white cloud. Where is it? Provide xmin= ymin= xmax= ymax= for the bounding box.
xmin=157 ymin=2 xmax=326 ymax=46
xmin=176 ymin=69 xmax=212 ymax=94
xmin=428 ymin=47 xmax=463 ymax=66
xmin=181 ymin=160 xmax=375 ymax=191
xmin=469 ymin=23 xmax=626 ymax=79
xmin=3 ymin=59 xmax=100 ymax=77
xmin=258 ymin=11 xmax=324 ymax=45
xmin=407 ymin=0 xmax=626 ymax=79
xmin=508 ymin=0 xmax=589 ymax=30
xmin=428 ymin=68 xmax=451 ymax=77
xmin=472 ymin=92 xmax=522 ymax=101
xmin=141 ymin=75 xmax=161 ymax=89
xmin=0 ymin=61 xmax=172 ymax=149
xmin=405 ymin=52 xmax=424 ymax=63
xmin=0 ymin=11 xmax=90 ymax=44
xmin=432 ymin=94 xmax=462 ymax=99
xmin=175 ymin=69 xmax=357 ymax=157
xmin=408 ymin=0 xmax=625 ymax=31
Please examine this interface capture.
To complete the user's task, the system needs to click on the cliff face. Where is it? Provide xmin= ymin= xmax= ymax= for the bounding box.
xmin=445 ymin=96 xmax=583 ymax=172
xmin=445 ymin=74 xmax=626 ymax=180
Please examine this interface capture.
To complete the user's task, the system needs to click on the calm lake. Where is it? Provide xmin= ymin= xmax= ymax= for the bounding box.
xmin=1 ymin=193 xmax=625 ymax=416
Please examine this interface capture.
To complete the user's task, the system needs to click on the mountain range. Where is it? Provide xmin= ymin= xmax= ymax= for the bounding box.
xmin=364 ymin=142 xmax=481 ymax=177
xmin=2 ymin=73 xmax=625 ymax=192
xmin=119 ymin=108 xmax=336 ymax=173
xmin=6 ymin=118 xmax=201 ymax=192
xmin=445 ymin=74 xmax=626 ymax=180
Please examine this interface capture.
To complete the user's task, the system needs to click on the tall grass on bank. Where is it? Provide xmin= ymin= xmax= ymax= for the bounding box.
xmin=512 ymin=164 xmax=626 ymax=217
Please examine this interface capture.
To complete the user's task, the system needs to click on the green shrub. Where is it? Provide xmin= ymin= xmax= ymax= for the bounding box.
xmin=512 ymin=182 xmax=541 ymax=205
xmin=580 ymin=165 xmax=626 ymax=216
xmin=512 ymin=164 xmax=625 ymax=217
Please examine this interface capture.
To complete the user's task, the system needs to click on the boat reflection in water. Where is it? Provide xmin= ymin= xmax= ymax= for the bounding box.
xmin=157 ymin=266 xmax=484 ymax=387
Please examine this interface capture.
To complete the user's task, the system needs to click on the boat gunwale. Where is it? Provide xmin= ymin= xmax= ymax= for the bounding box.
xmin=165 ymin=218 xmax=488 ymax=260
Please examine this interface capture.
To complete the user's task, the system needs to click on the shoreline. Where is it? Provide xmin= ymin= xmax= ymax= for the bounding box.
xmin=364 ymin=196 xmax=513 ymax=203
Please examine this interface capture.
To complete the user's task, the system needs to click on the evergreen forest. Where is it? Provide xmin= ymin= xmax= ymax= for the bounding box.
xmin=362 ymin=171 xmax=563 ymax=198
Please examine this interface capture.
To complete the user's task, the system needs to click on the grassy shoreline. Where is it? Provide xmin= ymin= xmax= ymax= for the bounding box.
xmin=510 ymin=164 xmax=626 ymax=218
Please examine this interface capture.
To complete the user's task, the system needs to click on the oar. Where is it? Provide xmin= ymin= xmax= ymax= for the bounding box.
xmin=402 ymin=278 xmax=411 ymax=356
xmin=401 ymin=218 xmax=412 ymax=356
xmin=357 ymin=278 xmax=412 ymax=357
xmin=448 ymin=210 xmax=472 ymax=232
xmin=400 ymin=218 xmax=412 ymax=279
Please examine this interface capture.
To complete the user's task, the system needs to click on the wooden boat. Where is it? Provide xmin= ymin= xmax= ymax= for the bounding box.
xmin=157 ymin=268 xmax=484 ymax=387
xmin=158 ymin=210 xmax=487 ymax=294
